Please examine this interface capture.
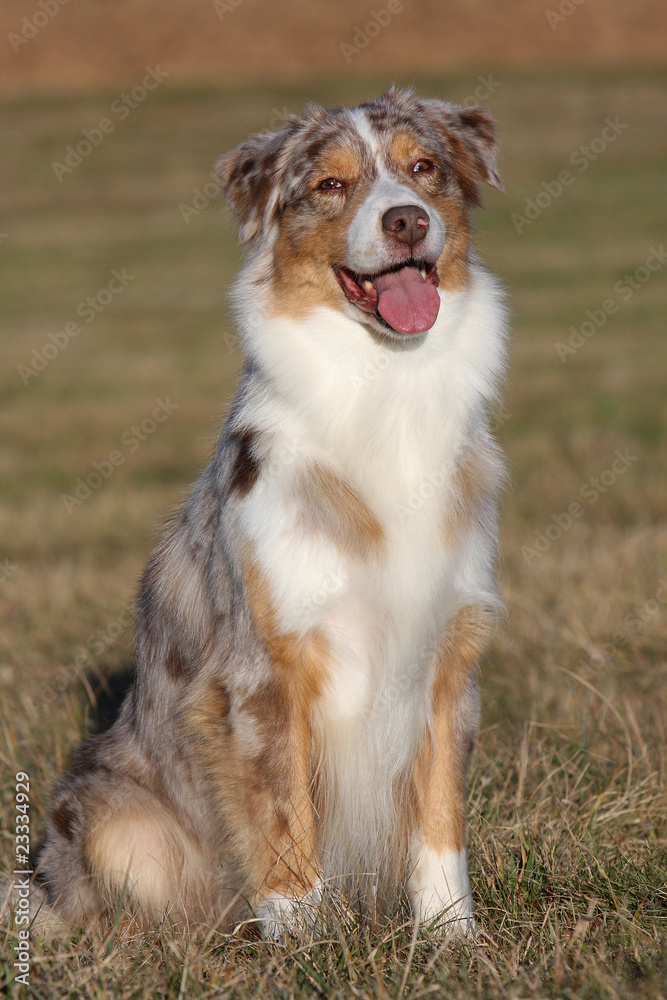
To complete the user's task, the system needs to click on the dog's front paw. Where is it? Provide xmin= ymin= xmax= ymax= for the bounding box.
xmin=408 ymin=846 xmax=476 ymax=937
xmin=255 ymin=882 xmax=322 ymax=940
xmin=415 ymin=892 xmax=476 ymax=939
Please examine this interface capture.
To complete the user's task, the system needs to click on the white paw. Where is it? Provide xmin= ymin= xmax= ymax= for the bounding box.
xmin=408 ymin=845 xmax=475 ymax=937
xmin=255 ymin=882 xmax=322 ymax=940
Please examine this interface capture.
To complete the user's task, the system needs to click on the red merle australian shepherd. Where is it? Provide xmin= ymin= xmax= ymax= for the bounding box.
xmin=33 ymin=88 xmax=507 ymax=939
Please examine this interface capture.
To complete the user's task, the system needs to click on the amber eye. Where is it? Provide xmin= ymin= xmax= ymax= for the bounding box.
xmin=412 ymin=160 xmax=434 ymax=174
xmin=319 ymin=178 xmax=345 ymax=191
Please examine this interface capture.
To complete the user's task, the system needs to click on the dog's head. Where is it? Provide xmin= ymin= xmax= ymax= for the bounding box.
xmin=217 ymin=89 xmax=502 ymax=341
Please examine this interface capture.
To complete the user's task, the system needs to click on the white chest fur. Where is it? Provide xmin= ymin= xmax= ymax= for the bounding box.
xmin=235 ymin=269 xmax=506 ymax=858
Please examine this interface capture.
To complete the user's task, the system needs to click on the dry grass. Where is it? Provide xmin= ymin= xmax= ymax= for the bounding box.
xmin=2 ymin=0 xmax=666 ymax=93
xmin=1 ymin=68 xmax=666 ymax=997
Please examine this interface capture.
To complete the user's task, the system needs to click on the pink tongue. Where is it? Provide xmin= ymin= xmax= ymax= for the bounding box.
xmin=374 ymin=266 xmax=440 ymax=334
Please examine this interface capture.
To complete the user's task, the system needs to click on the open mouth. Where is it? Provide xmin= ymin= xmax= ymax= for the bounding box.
xmin=334 ymin=261 xmax=440 ymax=336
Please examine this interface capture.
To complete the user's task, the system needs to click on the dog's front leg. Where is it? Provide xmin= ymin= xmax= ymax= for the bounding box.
xmin=187 ymin=666 xmax=322 ymax=937
xmin=247 ymin=696 xmax=322 ymax=940
xmin=408 ymin=613 xmax=486 ymax=935
xmin=408 ymin=676 xmax=478 ymax=934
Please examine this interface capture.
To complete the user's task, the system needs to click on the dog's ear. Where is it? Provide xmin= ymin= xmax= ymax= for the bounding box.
xmin=216 ymin=126 xmax=294 ymax=243
xmin=454 ymin=105 xmax=503 ymax=193
xmin=422 ymin=100 xmax=503 ymax=205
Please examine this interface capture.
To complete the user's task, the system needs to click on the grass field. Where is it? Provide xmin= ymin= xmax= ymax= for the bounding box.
xmin=1 ymin=68 xmax=666 ymax=997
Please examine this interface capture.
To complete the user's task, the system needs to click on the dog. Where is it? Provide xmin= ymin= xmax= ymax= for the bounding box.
xmin=35 ymin=88 xmax=507 ymax=939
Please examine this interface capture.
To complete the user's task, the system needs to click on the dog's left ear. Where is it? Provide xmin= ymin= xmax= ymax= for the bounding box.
xmin=454 ymin=106 xmax=504 ymax=192
xmin=422 ymin=100 xmax=503 ymax=204
xmin=216 ymin=125 xmax=295 ymax=243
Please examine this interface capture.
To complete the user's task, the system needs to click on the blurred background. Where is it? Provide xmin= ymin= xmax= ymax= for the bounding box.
xmin=0 ymin=1 xmax=665 ymax=994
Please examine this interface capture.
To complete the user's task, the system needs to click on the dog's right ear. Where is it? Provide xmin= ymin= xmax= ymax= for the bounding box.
xmin=216 ymin=127 xmax=294 ymax=244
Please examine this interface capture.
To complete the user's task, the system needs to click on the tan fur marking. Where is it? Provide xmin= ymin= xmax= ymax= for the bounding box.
xmin=186 ymin=680 xmax=320 ymax=902
xmin=183 ymin=552 xmax=328 ymax=902
xmin=388 ymin=129 xmax=471 ymax=292
xmin=85 ymin=796 xmax=206 ymax=927
xmin=242 ymin=553 xmax=328 ymax=896
xmin=432 ymin=605 xmax=496 ymax=710
xmin=442 ymin=440 xmax=500 ymax=546
xmin=269 ymin=234 xmax=345 ymax=318
xmin=260 ymin=720 xmax=320 ymax=900
xmin=413 ymin=606 xmax=495 ymax=853
xmin=295 ymin=462 xmax=385 ymax=559
xmin=269 ymin=184 xmax=354 ymax=320
xmin=317 ymin=146 xmax=360 ymax=186
xmin=268 ymin=154 xmax=376 ymax=321
xmin=244 ymin=552 xmax=331 ymax=709
xmin=389 ymin=132 xmax=424 ymax=168
xmin=433 ymin=199 xmax=470 ymax=292
xmin=205 ymin=677 xmax=230 ymax=720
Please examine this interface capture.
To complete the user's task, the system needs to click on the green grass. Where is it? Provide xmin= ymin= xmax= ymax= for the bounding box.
xmin=1 ymin=67 xmax=666 ymax=997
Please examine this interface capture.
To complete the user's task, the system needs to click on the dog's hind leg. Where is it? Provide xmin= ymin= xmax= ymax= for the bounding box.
xmin=38 ymin=774 xmax=219 ymax=933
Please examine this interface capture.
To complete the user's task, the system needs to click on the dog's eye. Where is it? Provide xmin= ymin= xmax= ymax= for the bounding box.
xmin=319 ymin=178 xmax=345 ymax=191
xmin=412 ymin=160 xmax=434 ymax=174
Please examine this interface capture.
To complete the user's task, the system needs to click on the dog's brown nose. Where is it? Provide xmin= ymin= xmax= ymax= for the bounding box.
xmin=382 ymin=205 xmax=430 ymax=247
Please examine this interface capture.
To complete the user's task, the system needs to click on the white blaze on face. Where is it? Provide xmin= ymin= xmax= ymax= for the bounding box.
xmin=344 ymin=170 xmax=446 ymax=334
xmin=346 ymin=110 xmax=447 ymax=275
xmin=346 ymin=177 xmax=447 ymax=275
